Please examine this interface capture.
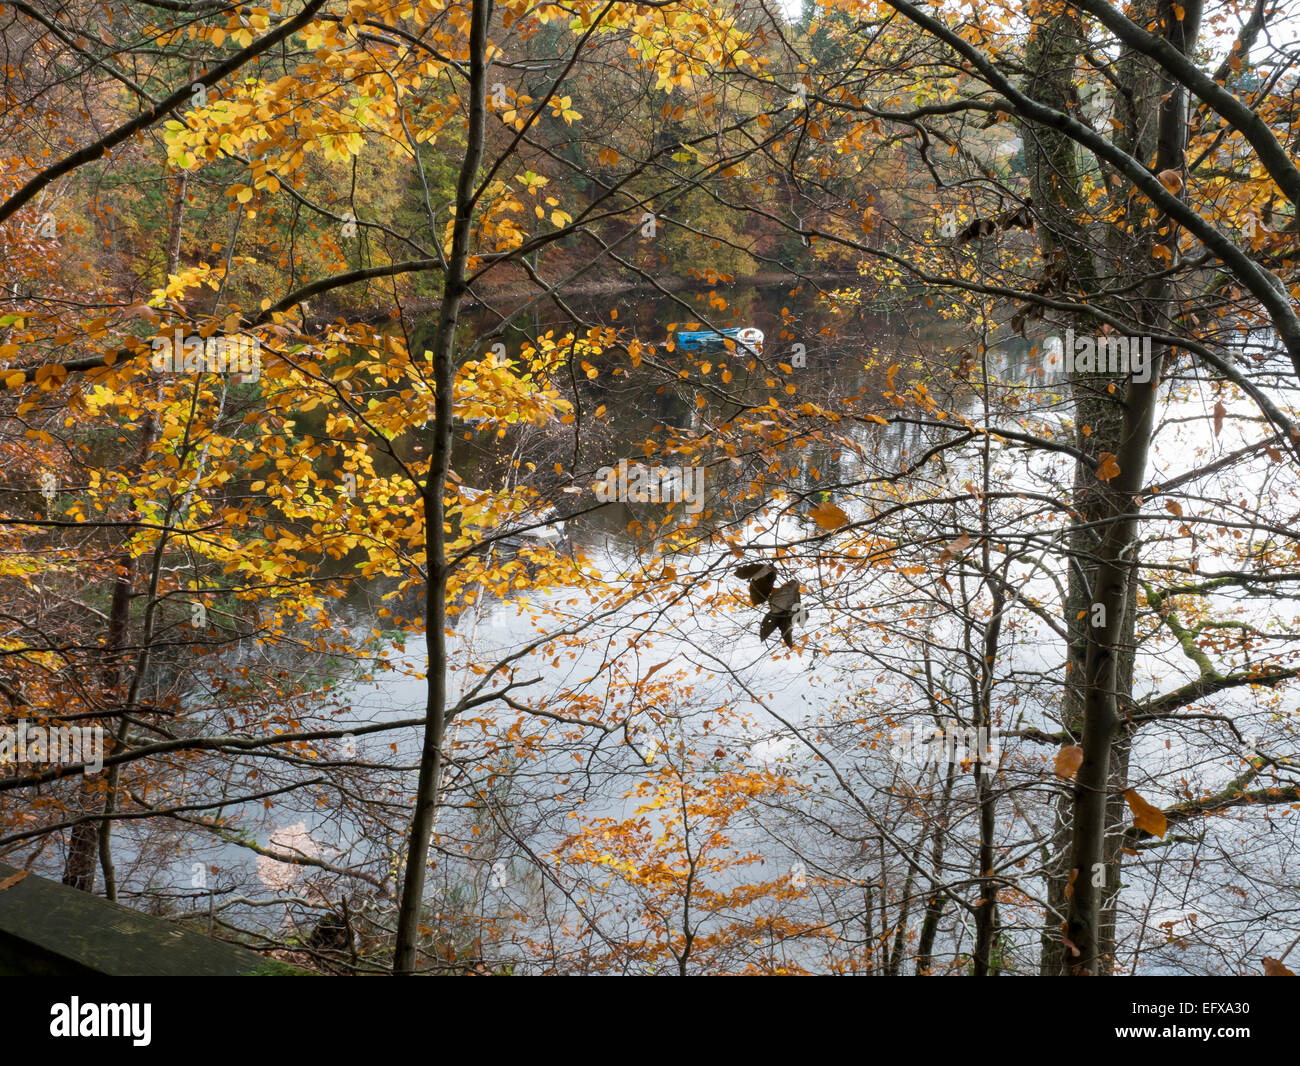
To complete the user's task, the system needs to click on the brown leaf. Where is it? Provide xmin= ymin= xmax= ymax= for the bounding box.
xmin=1164 ymin=499 xmax=1183 ymax=517
xmin=937 ymin=533 xmax=972 ymax=566
xmin=779 ymin=615 xmax=795 ymax=648
xmin=1213 ymin=400 xmax=1225 ymax=437
xmin=1263 ymin=957 xmax=1296 ymax=976
xmin=643 ymin=660 xmax=672 ymax=682
xmin=0 ymin=870 xmax=28 ymax=892
xmin=770 ymin=579 xmax=800 ymax=612
xmin=1124 ymin=788 xmax=1168 ymax=838
xmin=1054 ymin=745 xmax=1084 ymax=780
xmin=996 ymin=204 xmax=1035 ymax=232
xmin=956 ymin=217 xmax=997 ymax=243
xmin=736 ymin=562 xmax=776 ymax=605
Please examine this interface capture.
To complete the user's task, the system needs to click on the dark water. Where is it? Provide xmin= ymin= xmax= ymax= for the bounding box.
xmin=446 ymin=282 xmax=994 ymax=527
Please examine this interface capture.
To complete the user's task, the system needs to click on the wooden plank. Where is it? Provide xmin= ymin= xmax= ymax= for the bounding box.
xmin=0 ymin=863 xmax=304 ymax=976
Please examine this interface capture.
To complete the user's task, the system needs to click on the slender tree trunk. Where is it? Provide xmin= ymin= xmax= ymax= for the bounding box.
xmin=887 ymin=841 xmax=918 ymax=976
xmin=95 ymin=167 xmax=182 ymax=901
xmin=62 ymin=810 xmax=99 ymax=890
xmin=862 ymin=884 xmax=874 ymax=974
xmin=62 ymin=174 xmax=182 ymax=893
xmin=392 ymin=0 xmax=491 ymax=975
xmin=971 ymin=585 xmax=1004 ymax=974
xmin=916 ymin=760 xmax=955 ymax=975
xmin=1097 ymin=731 xmax=1133 ymax=972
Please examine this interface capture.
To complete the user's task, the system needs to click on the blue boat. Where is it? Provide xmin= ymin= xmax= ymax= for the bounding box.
xmin=672 ymin=326 xmax=763 ymax=354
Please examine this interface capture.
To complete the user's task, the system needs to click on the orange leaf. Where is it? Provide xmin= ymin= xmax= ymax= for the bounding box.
xmin=1156 ymin=168 xmax=1183 ymax=194
xmin=1164 ymin=499 xmax=1183 ymax=517
xmin=0 ymin=870 xmax=28 ymax=892
xmin=1054 ymin=745 xmax=1084 ymax=780
xmin=1124 ymin=788 xmax=1167 ymax=838
xmin=808 ymin=500 xmax=848 ymax=531
xmin=643 ymin=660 xmax=672 ymax=682
xmin=1096 ymin=453 xmax=1120 ymax=481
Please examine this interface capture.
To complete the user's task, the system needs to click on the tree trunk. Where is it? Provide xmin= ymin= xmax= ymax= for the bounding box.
xmin=392 ymin=0 xmax=491 ymax=975
xmin=1064 ymin=0 xmax=1202 ymax=973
